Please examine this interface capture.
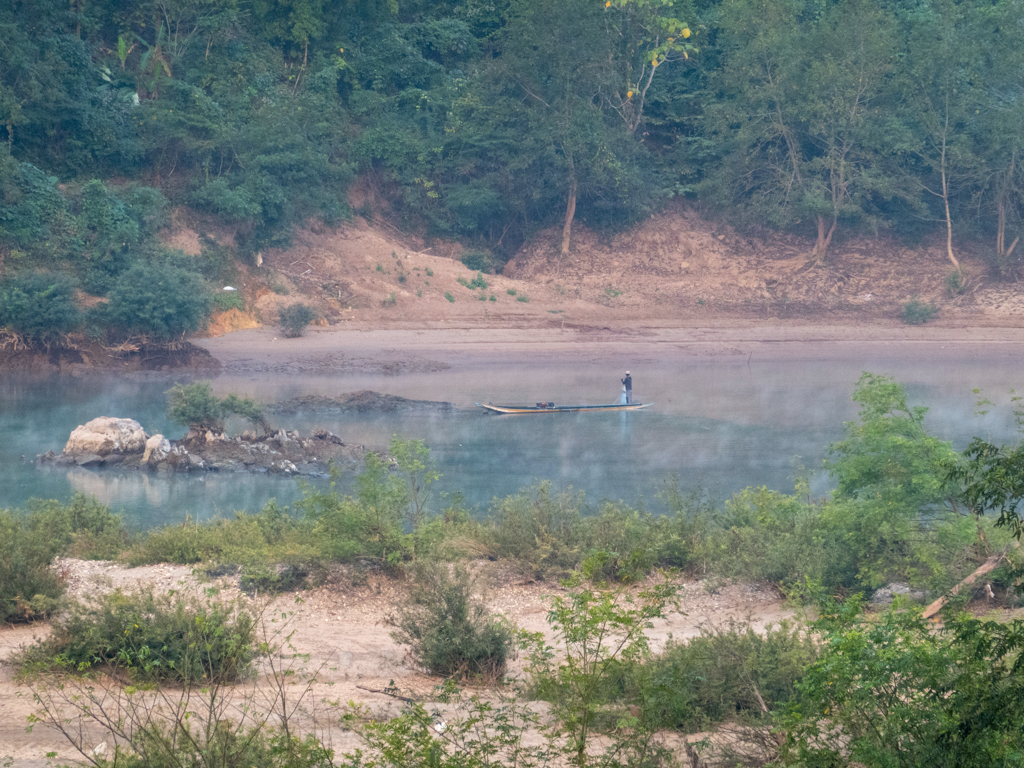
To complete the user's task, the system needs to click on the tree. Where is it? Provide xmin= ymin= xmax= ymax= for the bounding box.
xmin=0 ymin=271 xmax=81 ymax=346
xmin=705 ymin=0 xmax=905 ymax=262
xmin=106 ymin=262 xmax=211 ymax=340
xmin=501 ymin=0 xmax=672 ymax=256
xmin=895 ymin=0 xmax=986 ymax=272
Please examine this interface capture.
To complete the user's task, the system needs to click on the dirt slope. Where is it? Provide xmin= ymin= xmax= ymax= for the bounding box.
xmin=187 ymin=200 xmax=1024 ymax=335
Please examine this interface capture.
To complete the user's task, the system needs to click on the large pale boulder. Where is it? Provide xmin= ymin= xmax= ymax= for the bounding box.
xmin=64 ymin=417 xmax=148 ymax=457
xmin=142 ymin=434 xmax=171 ymax=464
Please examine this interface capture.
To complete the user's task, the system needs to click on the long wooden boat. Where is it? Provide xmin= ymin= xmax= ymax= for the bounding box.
xmin=477 ymin=402 xmax=653 ymax=414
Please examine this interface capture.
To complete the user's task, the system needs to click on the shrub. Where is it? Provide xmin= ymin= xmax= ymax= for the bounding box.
xmin=279 ymin=303 xmax=316 ymax=337
xmin=506 ymin=288 xmax=516 ymax=296
xmin=392 ymin=561 xmax=514 ymax=681
xmin=18 ymin=588 xmax=257 ymax=683
xmin=945 ymin=270 xmax=966 ymax=297
xmin=481 ymin=483 xmax=586 ymax=578
xmin=516 ymin=294 xmax=529 ymax=302
xmin=901 ymin=296 xmax=938 ymax=325
xmin=23 ymin=494 xmax=128 ymax=560
xmin=461 ymin=251 xmax=493 ymax=273
xmin=106 ymin=262 xmax=211 ymax=340
xmin=211 ymin=290 xmax=245 ymax=312
xmin=634 ymin=620 xmax=816 ymax=732
xmin=0 ymin=271 xmax=82 ymax=346
xmin=0 ymin=508 xmax=65 ymax=623
xmin=445 ymin=291 xmax=455 ymax=303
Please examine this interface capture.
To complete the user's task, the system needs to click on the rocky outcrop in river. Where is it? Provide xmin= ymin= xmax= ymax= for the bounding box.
xmin=39 ymin=420 xmax=362 ymax=477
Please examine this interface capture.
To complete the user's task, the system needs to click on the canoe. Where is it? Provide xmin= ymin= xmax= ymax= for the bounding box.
xmin=477 ymin=402 xmax=653 ymax=414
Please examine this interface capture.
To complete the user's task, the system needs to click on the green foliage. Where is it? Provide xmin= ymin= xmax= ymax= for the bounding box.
xmin=507 ymin=288 xmax=516 ymax=296
xmin=0 ymin=271 xmax=81 ymax=346
xmin=296 ymin=454 xmax=410 ymax=564
xmin=516 ymin=294 xmax=530 ymax=303
xmin=902 ymin=296 xmax=939 ymax=325
xmin=0 ymin=508 xmax=65 ymax=623
xmin=461 ymin=251 xmax=493 ymax=273
xmin=444 ymin=291 xmax=455 ymax=303
xmin=635 ymin=620 xmax=816 ymax=732
xmin=211 ymin=290 xmax=245 ymax=312
xmin=22 ymin=494 xmax=128 ymax=561
xmin=106 ymin=262 xmax=211 ymax=341
xmin=19 ymin=588 xmax=257 ymax=683
xmin=166 ymin=382 xmax=269 ymax=434
xmin=786 ymin=599 xmax=1024 ymax=768
xmin=392 ymin=560 xmax=513 ymax=681
xmin=951 ymin=438 xmax=1024 ymax=540
xmin=278 ymin=303 xmax=316 ymax=337
xmin=341 ymin=688 xmax=553 ymax=768
xmin=945 ymin=270 xmax=966 ymax=297
xmin=0 ymin=495 xmax=128 ymax=623
xmin=167 ymin=381 xmax=227 ymax=433
xmin=524 ymin=563 xmax=680 ymax=768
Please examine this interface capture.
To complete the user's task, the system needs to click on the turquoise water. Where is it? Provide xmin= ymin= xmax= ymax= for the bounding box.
xmin=2 ymin=351 xmax=1021 ymax=528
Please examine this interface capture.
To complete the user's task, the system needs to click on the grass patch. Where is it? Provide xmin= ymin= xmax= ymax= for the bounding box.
xmin=445 ymin=291 xmax=455 ymax=303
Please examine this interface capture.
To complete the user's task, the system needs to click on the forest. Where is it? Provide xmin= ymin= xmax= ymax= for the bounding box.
xmin=3 ymin=0 xmax=1024 ymax=311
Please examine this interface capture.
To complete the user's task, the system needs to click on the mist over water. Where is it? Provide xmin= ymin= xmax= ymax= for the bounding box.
xmin=2 ymin=352 xmax=1020 ymax=529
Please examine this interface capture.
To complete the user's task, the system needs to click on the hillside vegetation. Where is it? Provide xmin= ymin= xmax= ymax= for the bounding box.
xmin=3 ymin=0 xmax=1024 ymax=346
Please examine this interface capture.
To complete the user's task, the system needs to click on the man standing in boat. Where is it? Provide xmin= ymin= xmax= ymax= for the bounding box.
xmin=622 ymin=371 xmax=632 ymax=404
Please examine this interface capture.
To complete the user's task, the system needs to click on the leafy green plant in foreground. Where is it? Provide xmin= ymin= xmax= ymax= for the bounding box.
xmin=524 ymin=556 xmax=681 ymax=768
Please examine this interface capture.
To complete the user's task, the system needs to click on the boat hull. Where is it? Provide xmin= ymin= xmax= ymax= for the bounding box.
xmin=477 ymin=403 xmax=653 ymax=414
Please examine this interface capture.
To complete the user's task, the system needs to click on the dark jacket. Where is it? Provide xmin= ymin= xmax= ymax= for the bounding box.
xmin=622 ymin=375 xmax=632 ymax=390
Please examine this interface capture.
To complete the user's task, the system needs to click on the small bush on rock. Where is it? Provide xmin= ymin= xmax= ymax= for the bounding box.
xmin=167 ymin=382 xmax=270 ymax=434
xmin=392 ymin=561 xmax=513 ymax=681
xmin=279 ymin=303 xmax=316 ymax=337
xmin=167 ymin=381 xmax=227 ymax=432
xmin=0 ymin=271 xmax=81 ymax=346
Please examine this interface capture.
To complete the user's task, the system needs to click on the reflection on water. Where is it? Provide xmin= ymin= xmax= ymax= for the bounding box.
xmin=2 ymin=351 xmax=1021 ymax=529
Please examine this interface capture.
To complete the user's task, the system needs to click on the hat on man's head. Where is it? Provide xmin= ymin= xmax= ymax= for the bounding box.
xmin=625 ymin=371 xmax=630 ymax=374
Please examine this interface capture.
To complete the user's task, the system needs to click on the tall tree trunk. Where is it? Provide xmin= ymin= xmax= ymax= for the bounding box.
xmin=998 ymin=199 xmax=1006 ymax=257
xmin=561 ymin=178 xmax=577 ymax=256
xmin=941 ymin=166 xmax=960 ymax=271
xmin=997 ymin=152 xmax=1014 ymax=257
xmin=938 ymin=114 xmax=961 ymax=272
xmin=810 ymin=215 xmax=837 ymax=262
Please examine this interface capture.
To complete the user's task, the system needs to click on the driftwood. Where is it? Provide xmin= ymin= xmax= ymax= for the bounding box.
xmin=355 ymin=684 xmax=418 ymax=703
xmin=922 ymin=541 xmax=1021 ymax=620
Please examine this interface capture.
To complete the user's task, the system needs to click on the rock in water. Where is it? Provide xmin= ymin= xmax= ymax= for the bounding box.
xmin=64 ymin=417 xmax=148 ymax=457
xmin=142 ymin=434 xmax=171 ymax=465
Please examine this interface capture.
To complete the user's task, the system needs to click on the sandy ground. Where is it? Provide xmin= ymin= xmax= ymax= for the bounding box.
xmin=0 ymin=560 xmax=790 ymax=764
xmin=195 ymin=322 xmax=1024 ymax=377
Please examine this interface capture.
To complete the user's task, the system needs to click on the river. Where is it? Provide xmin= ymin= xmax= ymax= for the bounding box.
xmin=2 ymin=346 xmax=1021 ymax=528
